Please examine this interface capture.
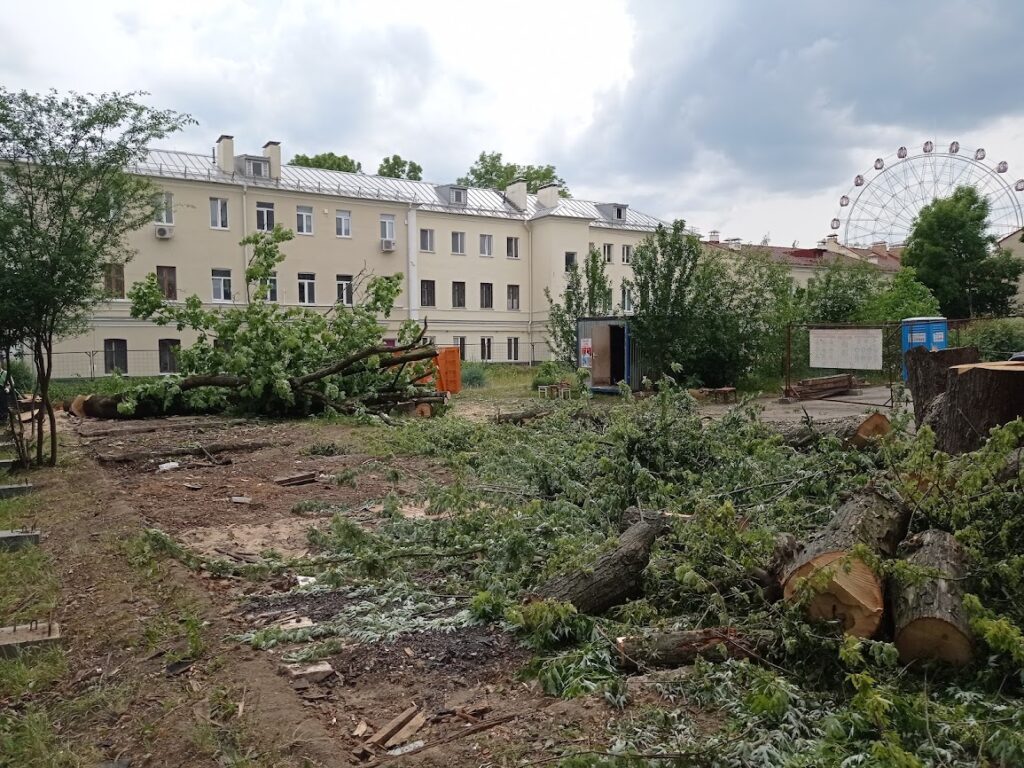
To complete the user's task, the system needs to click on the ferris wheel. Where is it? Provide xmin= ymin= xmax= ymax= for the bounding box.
xmin=830 ymin=141 xmax=1024 ymax=247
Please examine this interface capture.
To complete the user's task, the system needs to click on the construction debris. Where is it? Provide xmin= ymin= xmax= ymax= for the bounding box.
xmin=785 ymin=373 xmax=859 ymax=400
xmin=280 ymin=661 xmax=334 ymax=684
xmin=273 ymin=471 xmax=317 ymax=487
xmin=0 ymin=621 xmax=62 ymax=657
xmin=366 ymin=704 xmax=419 ymax=747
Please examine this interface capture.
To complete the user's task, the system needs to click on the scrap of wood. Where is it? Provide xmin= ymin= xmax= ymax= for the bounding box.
xmin=383 ymin=712 xmax=427 ymax=748
xmin=367 ymin=704 xmax=418 ymax=746
xmin=230 ymin=496 xmax=252 ymax=505
xmin=274 ymin=471 xmax=317 ymax=487
xmin=353 ymin=720 xmax=369 ymax=738
xmin=367 ymin=713 xmax=519 ymax=765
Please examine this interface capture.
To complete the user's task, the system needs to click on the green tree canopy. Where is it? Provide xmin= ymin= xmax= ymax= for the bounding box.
xmin=902 ymin=185 xmax=1024 ymax=317
xmin=290 ymin=152 xmax=362 ymax=173
xmin=801 ymin=260 xmax=885 ymax=324
xmin=457 ymin=151 xmax=569 ymax=196
xmin=0 ymin=88 xmax=191 ymax=465
xmin=377 ymin=154 xmax=423 ymax=180
xmin=545 ymin=247 xmax=612 ymax=365
xmin=858 ymin=267 xmax=941 ymax=323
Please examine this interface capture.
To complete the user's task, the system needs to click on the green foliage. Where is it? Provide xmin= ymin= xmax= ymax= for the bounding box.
xmin=376 ymin=154 xmax=423 ymax=180
xmin=801 ymin=258 xmax=885 ymax=323
xmin=903 ymin=185 xmax=1024 ymax=317
xmin=306 ymin=440 xmax=347 ymax=456
xmin=2 ymin=358 xmax=35 ymax=392
xmin=290 ymin=152 xmax=361 ymax=173
xmin=626 ymin=223 xmax=796 ymax=386
xmin=959 ymin=317 xmax=1024 ymax=360
xmin=858 ymin=266 xmax=942 ymax=323
xmin=460 ymin=361 xmax=488 ymax=388
xmin=532 ymin=360 xmax=573 ymax=389
xmin=457 ymin=150 xmax=569 ymax=196
xmin=0 ymin=88 xmax=191 ymax=465
xmin=125 ymin=226 xmax=435 ymax=416
xmin=545 ymin=248 xmax=613 ymax=367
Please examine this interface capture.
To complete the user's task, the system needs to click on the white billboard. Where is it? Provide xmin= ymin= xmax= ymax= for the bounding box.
xmin=809 ymin=328 xmax=884 ymax=370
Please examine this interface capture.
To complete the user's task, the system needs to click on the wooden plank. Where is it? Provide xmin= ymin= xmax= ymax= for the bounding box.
xmin=367 ymin=704 xmax=418 ymax=747
xmin=950 ymin=361 xmax=1024 ymax=374
xmin=0 ymin=621 xmax=61 ymax=657
xmin=0 ymin=530 xmax=41 ymax=551
xmin=384 ymin=711 xmax=427 ymax=748
xmin=0 ymin=484 xmax=33 ymax=499
xmin=273 ymin=471 xmax=317 ymax=487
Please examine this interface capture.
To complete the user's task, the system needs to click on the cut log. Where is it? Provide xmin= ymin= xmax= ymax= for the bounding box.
xmin=492 ymin=407 xmax=552 ymax=425
xmin=891 ymin=530 xmax=972 ymax=666
xmin=922 ymin=362 xmax=1024 ymax=454
xmin=95 ymin=439 xmax=281 ymax=463
xmin=781 ymin=490 xmax=910 ymax=637
xmin=535 ymin=516 xmax=669 ymax=615
xmin=615 ymin=627 xmax=772 ymax=668
xmin=904 ymin=346 xmax=980 ymax=427
xmin=774 ymin=413 xmax=891 ymax=450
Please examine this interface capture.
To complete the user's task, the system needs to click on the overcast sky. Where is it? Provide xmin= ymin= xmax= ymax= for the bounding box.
xmin=4 ymin=0 xmax=1024 ymax=245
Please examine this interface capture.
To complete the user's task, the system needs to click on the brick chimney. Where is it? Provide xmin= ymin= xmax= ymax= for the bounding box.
xmin=262 ymin=141 xmax=281 ymax=180
xmin=504 ymin=177 xmax=528 ymax=210
xmin=216 ymin=134 xmax=235 ymax=174
xmin=537 ymin=182 xmax=561 ymax=209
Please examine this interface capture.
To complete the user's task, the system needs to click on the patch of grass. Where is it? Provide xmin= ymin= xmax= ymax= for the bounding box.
xmin=291 ymin=499 xmax=334 ymax=515
xmin=0 ymin=545 xmax=59 ymax=624
xmin=0 ymin=495 xmax=40 ymax=530
xmin=305 ymin=440 xmax=347 ymax=456
xmin=331 ymin=468 xmax=358 ymax=487
xmin=188 ymin=684 xmax=279 ymax=767
xmin=0 ymin=646 xmax=67 ymax=698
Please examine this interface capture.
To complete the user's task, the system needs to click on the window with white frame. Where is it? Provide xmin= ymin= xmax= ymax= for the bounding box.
xmin=212 ymin=269 xmax=232 ymax=302
xmin=479 ymin=234 xmax=493 ymax=256
xmin=104 ymin=339 xmax=128 ymax=374
xmin=451 ymin=231 xmax=466 ymax=254
xmin=507 ymin=236 xmax=520 ymax=259
xmin=209 ymin=197 xmax=228 ymax=229
xmin=507 ymin=284 xmax=520 ymax=310
xmin=615 ymin=206 xmax=625 ymax=220
xmin=420 ymin=279 xmax=435 ymax=307
xmin=420 ymin=228 xmax=435 ymax=252
xmin=266 ymin=272 xmax=278 ymax=302
xmin=298 ymin=272 xmax=316 ymax=305
xmin=507 ymin=337 xmax=519 ymax=361
xmin=336 ymin=274 xmax=353 ymax=306
xmin=158 ymin=339 xmax=180 ymax=374
xmin=154 ymin=191 xmax=174 ymax=224
xmin=480 ymin=282 xmax=493 ymax=309
xmin=256 ymin=202 xmax=275 ymax=232
xmin=246 ymin=158 xmax=269 ymax=177
xmin=622 ymin=244 xmax=633 ymax=264
xmin=452 ymin=281 xmax=466 ymax=308
xmin=335 ymin=210 xmax=351 ymax=237
xmin=450 ymin=187 xmax=467 ymax=204
xmin=296 ymin=205 xmax=314 ymax=235
xmin=453 ymin=336 xmax=467 ymax=361
xmin=621 ymin=284 xmax=634 ymax=313
xmin=602 ymin=243 xmax=613 ymax=263
xmin=480 ymin=337 xmax=493 ymax=361
xmin=379 ymin=214 xmax=395 ymax=241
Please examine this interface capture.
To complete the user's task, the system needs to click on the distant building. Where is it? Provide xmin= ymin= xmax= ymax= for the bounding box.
xmin=997 ymin=227 xmax=1024 ymax=304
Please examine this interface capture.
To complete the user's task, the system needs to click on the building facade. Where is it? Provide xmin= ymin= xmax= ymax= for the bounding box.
xmin=51 ymin=135 xmax=663 ymax=378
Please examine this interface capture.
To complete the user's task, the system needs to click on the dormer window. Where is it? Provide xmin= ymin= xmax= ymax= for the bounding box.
xmin=615 ymin=206 xmax=625 ymax=220
xmin=450 ymin=187 xmax=467 ymax=205
xmin=246 ymin=158 xmax=269 ymax=177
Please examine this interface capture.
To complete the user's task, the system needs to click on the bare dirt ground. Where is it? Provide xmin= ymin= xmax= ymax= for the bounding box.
xmin=13 ymin=391 xmax=893 ymax=766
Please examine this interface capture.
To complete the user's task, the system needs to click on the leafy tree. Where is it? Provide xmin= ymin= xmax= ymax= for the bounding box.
xmin=0 ymin=89 xmax=191 ymax=465
xmin=858 ymin=267 xmax=941 ymax=323
xmin=290 ymin=152 xmax=362 ymax=173
xmin=377 ymin=154 xmax=423 ymax=180
xmin=457 ymin=151 xmax=569 ymax=196
xmin=545 ymin=247 xmax=612 ymax=365
xmin=801 ymin=259 xmax=884 ymax=324
xmin=127 ymin=227 xmax=436 ymax=418
xmin=903 ymin=185 xmax=1024 ymax=317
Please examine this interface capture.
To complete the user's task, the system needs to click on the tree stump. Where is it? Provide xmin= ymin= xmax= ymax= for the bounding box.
xmin=782 ymin=490 xmax=909 ymax=637
xmin=922 ymin=362 xmax=1024 ymax=454
xmin=892 ymin=530 xmax=972 ymax=666
xmin=536 ymin=516 xmax=668 ymax=615
xmin=904 ymin=346 xmax=979 ymax=427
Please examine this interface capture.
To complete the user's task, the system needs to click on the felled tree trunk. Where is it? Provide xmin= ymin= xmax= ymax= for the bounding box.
xmin=775 ymin=413 xmax=892 ymax=450
xmin=904 ymin=346 xmax=979 ymax=427
xmin=781 ymin=490 xmax=910 ymax=637
xmin=615 ymin=627 xmax=772 ymax=668
xmin=922 ymin=362 xmax=1024 ymax=454
xmin=891 ymin=530 xmax=972 ymax=666
xmin=536 ymin=516 xmax=668 ymax=615
xmin=492 ymin=407 xmax=552 ymax=425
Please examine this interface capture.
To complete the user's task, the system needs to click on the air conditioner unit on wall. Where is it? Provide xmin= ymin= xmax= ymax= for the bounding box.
xmin=381 ymin=238 xmax=395 ymax=252
xmin=154 ymin=224 xmax=175 ymax=240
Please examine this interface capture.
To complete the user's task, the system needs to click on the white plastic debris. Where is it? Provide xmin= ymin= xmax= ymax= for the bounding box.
xmin=157 ymin=461 xmax=181 ymax=472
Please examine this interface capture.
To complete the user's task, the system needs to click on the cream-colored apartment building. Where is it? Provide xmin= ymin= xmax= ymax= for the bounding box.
xmin=51 ymin=135 xmax=664 ymax=378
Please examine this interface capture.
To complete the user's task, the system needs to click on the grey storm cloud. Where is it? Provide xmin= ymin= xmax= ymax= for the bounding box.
xmin=563 ymin=0 xmax=1024 ymax=195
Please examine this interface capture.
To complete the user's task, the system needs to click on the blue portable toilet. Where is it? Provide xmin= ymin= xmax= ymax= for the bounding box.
xmin=900 ymin=316 xmax=948 ymax=380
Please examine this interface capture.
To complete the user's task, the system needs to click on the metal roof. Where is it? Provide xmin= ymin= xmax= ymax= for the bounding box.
xmin=134 ymin=148 xmax=664 ymax=230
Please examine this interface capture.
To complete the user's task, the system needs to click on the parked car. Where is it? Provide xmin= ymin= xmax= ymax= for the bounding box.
xmin=1009 ymin=351 xmax=1024 ymax=362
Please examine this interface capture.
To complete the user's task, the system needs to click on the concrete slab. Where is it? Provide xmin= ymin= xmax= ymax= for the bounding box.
xmin=0 ymin=621 xmax=62 ymax=657
xmin=0 ymin=458 xmax=18 ymax=471
xmin=0 ymin=530 xmax=41 ymax=551
xmin=0 ymin=483 xmax=33 ymax=499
